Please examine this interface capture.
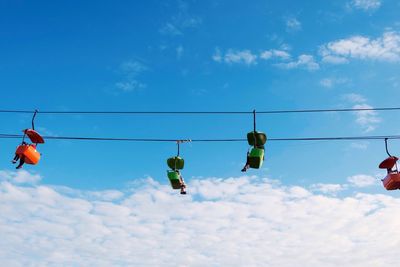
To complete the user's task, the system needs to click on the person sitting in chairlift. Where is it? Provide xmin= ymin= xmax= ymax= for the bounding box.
xmin=241 ymin=151 xmax=251 ymax=172
xmin=11 ymin=142 xmax=36 ymax=169
xmin=241 ymin=144 xmax=265 ymax=172
xmin=387 ymin=165 xmax=398 ymax=174
xmin=177 ymin=171 xmax=187 ymax=194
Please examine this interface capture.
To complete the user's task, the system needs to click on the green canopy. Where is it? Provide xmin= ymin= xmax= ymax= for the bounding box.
xmin=247 ymin=131 xmax=267 ymax=147
xmin=167 ymin=156 xmax=184 ymax=170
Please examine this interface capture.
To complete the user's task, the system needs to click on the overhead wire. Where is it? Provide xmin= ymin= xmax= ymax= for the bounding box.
xmin=1 ymin=106 xmax=399 ymax=142
xmin=1 ymin=133 xmax=400 ymax=142
xmin=0 ymin=106 xmax=400 ymax=115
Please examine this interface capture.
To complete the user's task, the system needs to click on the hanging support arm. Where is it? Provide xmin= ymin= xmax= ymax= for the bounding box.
xmin=31 ymin=109 xmax=38 ymax=130
xmin=385 ymin=138 xmax=392 ymax=157
xmin=253 ymin=109 xmax=257 ymax=147
xmin=253 ymin=109 xmax=256 ymax=133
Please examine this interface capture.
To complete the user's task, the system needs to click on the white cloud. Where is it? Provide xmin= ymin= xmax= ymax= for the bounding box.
xmin=342 ymin=94 xmax=381 ymax=132
xmin=0 ymin=170 xmax=41 ymax=184
xmin=260 ymin=49 xmax=291 ymax=60
xmin=320 ymin=78 xmax=334 ymax=88
xmin=225 ymin=49 xmax=257 ymax=65
xmin=159 ymin=1 xmax=202 ymax=36
xmin=347 ymin=174 xmax=378 ymax=187
xmin=120 ymin=61 xmax=147 ymax=75
xmin=343 ymin=93 xmax=367 ymax=103
xmin=277 ymin=54 xmax=320 ymax=71
xmin=350 ymin=0 xmax=382 ymax=11
xmin=212 ymin=47 xmax=222 ymax=62
xmin=115 ymin=81 xmax=146 ymax=92
xmin=160 ymin=22 xmax=183 ymax=36
xmin=260 ymin=50 xmax=273 ymax=59
xmin=115 ymin=61 xmax=147 ymax=92
xmin=159 ymin=23 xmax=183 ymax=36
xmin=320 ymin=77 xmax=349 ymax=88
xmin=320 ymin=31 xmax=400 ymax=63
xmin=310 ymin=183 xmax=347 ymax=195
xmin=286 ymin=17 xmax=302 ymax=31
xmin=322 ymin=55 xmax=350 ymax=64
xmin=353 ymin=104 xmax=381 ymax=132
xmin=213 ymin=49 xmax=257 ymax=65
xmin=350 ymin=141 xmax=370 ymax=150
xmin=1 ymin=171 xmax=397 ymax=266
xmin=213 ymin=48 xmax=291 ymax=66
xmin=273 ymin=49 xmax=291 ymax=59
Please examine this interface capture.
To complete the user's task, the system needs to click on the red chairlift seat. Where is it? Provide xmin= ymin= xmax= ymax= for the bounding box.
xmin=24 ymin=129 xmax=45 ymax=144
xmin=379 ymin=156 xmax=400 ymax=190
xmin=382 ymin=173 xmax=400 ymax=190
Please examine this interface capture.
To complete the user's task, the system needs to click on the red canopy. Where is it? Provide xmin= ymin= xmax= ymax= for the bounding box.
xmin=24 ymin=129 xmax=45 ymax=144
xmin=379 ymin=156 xmax=398 ymax=169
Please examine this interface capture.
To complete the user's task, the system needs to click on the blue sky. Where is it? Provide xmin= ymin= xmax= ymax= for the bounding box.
xmin=1 ymin=0 xmax=399 ymax=191
xmin=1 ymin=0 xmax=400 ymax=265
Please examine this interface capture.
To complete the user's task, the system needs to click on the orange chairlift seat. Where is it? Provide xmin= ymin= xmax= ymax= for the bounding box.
xmin=15 ymin=144 xmax=41 ymax=165
xmin=13 ymin=110 xmax=44 ymax=168
xmin=379 ymin=139 xmax=400 ymax=190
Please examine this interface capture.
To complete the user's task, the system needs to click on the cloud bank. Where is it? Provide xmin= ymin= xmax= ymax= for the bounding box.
xmin=0 ymin=170 xmax=398 ymax=266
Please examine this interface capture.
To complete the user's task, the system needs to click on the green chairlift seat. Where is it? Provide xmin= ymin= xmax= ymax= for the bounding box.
xmin=167 ymin=156 xmax=184 ymax=170
xmin=247 ymin=131 xmax=267 ymax=147
xmin=248 ymin=147 xmax=265 ymax=169
xmin=167 ymin=170 xmax=182 ymax=189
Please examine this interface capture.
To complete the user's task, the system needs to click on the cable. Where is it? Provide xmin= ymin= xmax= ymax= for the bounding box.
xmin=0 ymin=106 xmax=399 ymax=115
xmin=1 ymin=133 xmax=400 ymax=142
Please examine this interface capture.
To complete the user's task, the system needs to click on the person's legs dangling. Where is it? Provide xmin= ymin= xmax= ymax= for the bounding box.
xmin=16 ymin=157 xmax=25 ymax=169
xmin=12 ymin=154 xmax=20 ymax=164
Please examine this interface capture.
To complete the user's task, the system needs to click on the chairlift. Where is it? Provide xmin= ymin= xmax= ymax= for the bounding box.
xmin=167 ymin=141 xmax=187 ymax=194
xmin=379 ymin=139 xmax=400 ymax=190
xmin=12 ymin=110 xmax=44 ymax=169
xmin=242 ymin=110 xmax=267 ymax=172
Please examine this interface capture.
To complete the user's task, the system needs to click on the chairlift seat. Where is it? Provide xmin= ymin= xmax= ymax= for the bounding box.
xmin=247 ymin=131 xmax=267 ymax=146
xmin=167 ymin=157 xmax=184 ymax=170
xmin=382 ymin=173 xmax=400 ymax=190
xmin=167 ymin=170 xmax=182 ymax=189
xmin=24 ymin=129 xmax=45 ymax=144
xmin=379 ymin=156 xmax=398 ymax=169
xmin=248 ymin=148 xmax=264 ymax=169
xmin=15 ymin=145 xmax=40 ymax=165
